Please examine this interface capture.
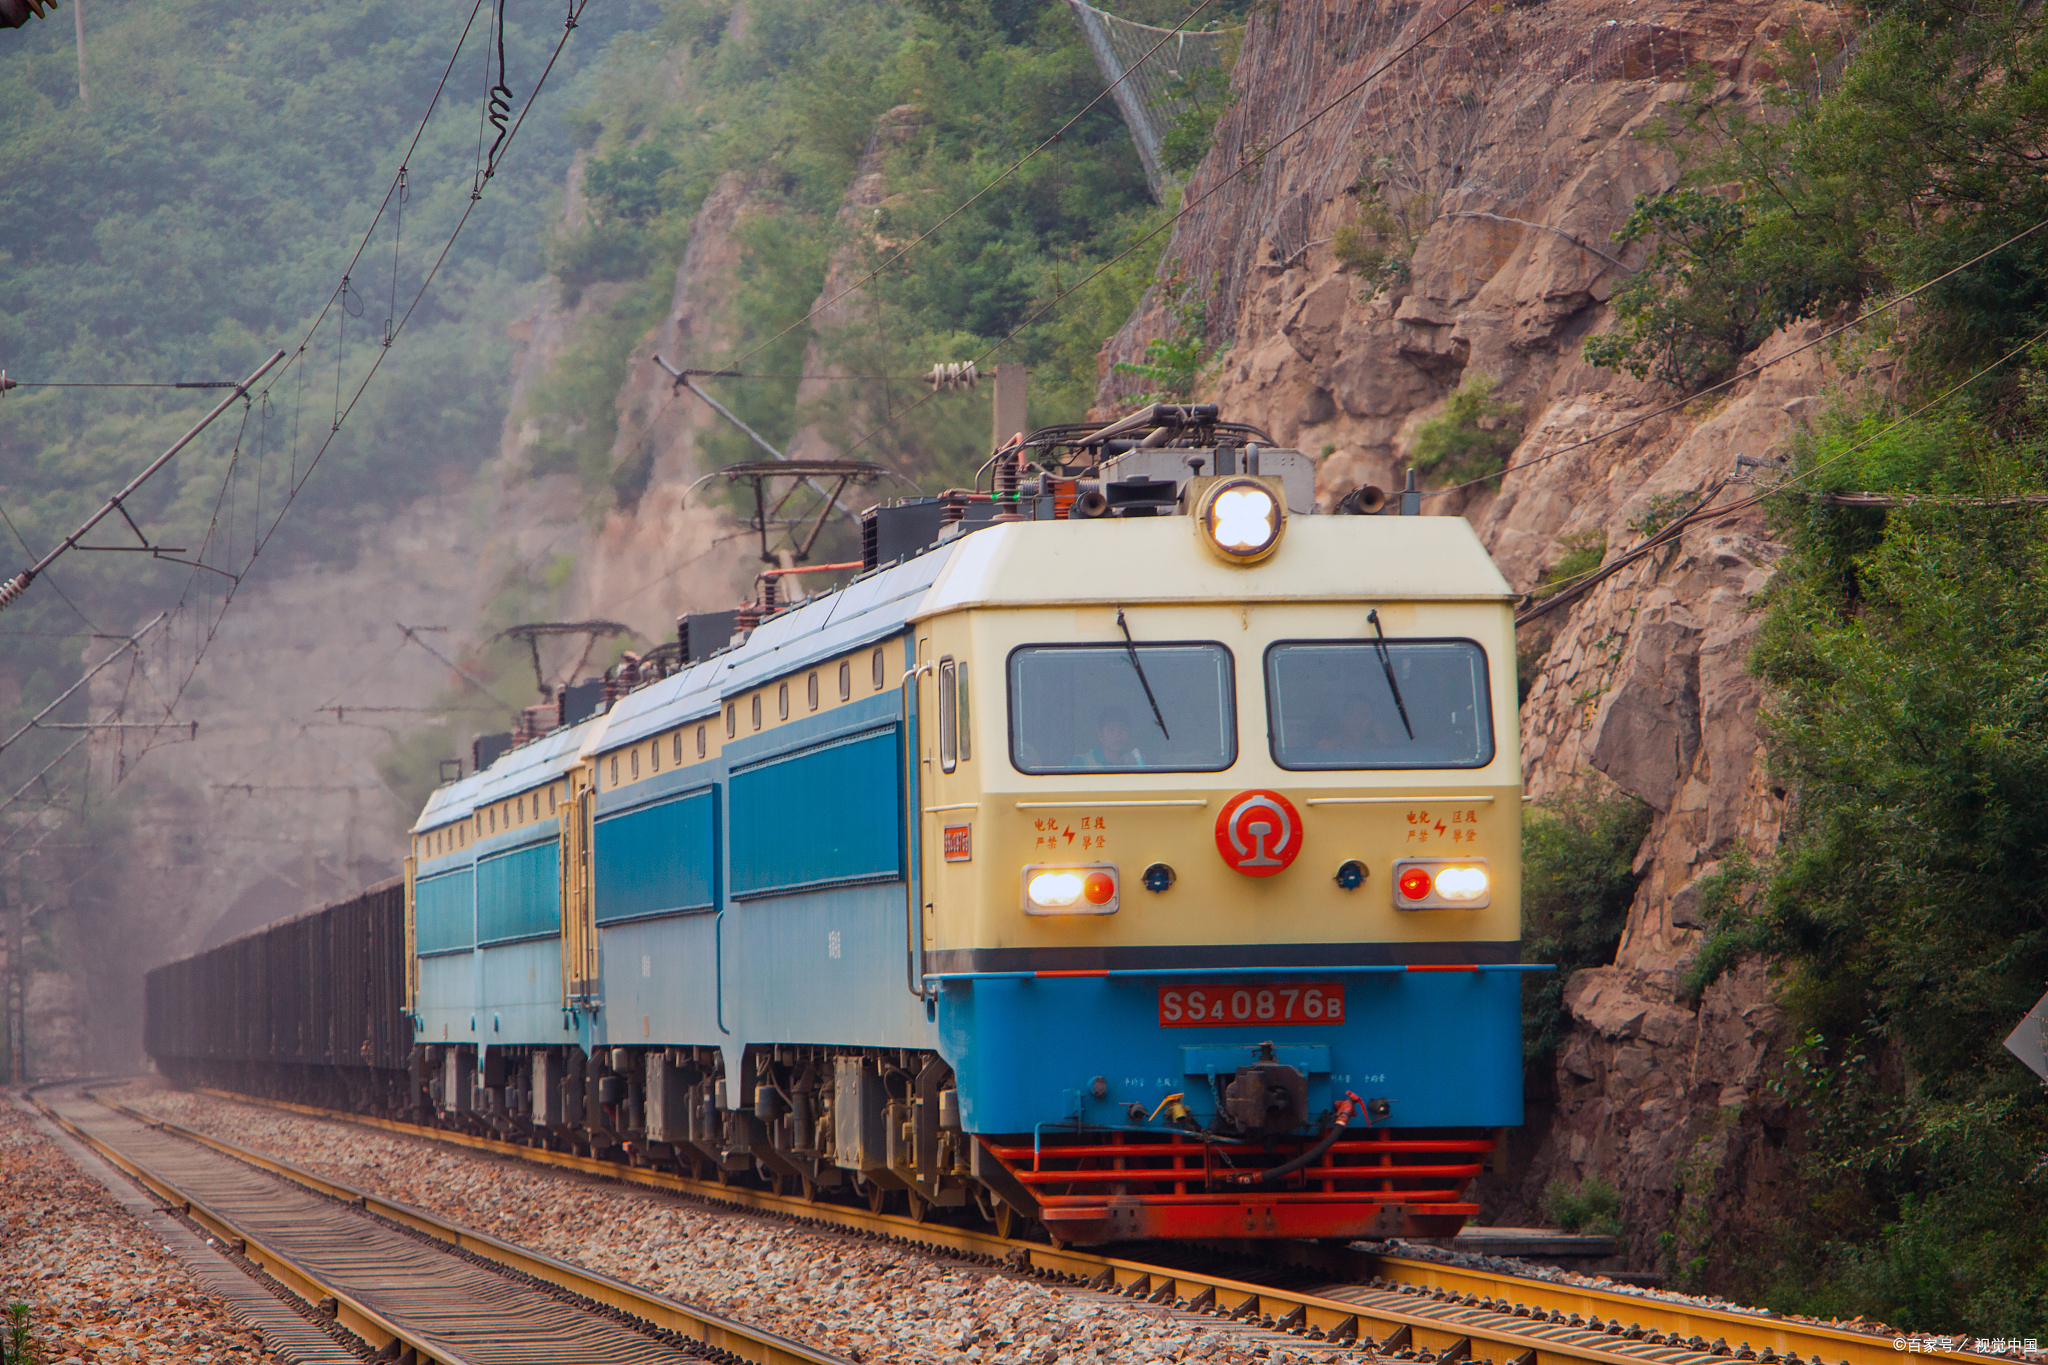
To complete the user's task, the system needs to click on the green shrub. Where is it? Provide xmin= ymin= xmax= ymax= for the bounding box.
xmin=1408 ymin=373 xmax=1522 ymax=486
xmin=1740 ymin=406 xmax=2048 ymax=1331
xmin=1332 ymin=169 xmax=1429 ymax=295
xmin=1156 ymin=60 xmax=1238 ymax=175
xmin=1545 ymin=1175 xmax=1624 ymax=1235
xmin=1520 ymin=786 xmax=1654 ymax=1064
xmin=1533 ymin=530 xmax=1606 ymax=599
xmin=1581 ymin=189 xmax=1787 ymax=391
xmin=1676 ymin=846 xmax=1767 ymax=1002
xmin=1112 ymin=263 xmax=1217 ymax=404
xmin=4 ymin=1302 xmax=33 ymax=1365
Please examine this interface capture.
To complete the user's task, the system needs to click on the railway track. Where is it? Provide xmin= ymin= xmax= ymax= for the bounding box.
xmin=30 ymin=1084 xmax=847 ymax=1365
xmin=159 ymin=1086 xmax=1988 ymax=1365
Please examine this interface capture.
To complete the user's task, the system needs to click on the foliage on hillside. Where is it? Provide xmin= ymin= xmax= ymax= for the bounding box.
xmin=0 ymin=0 xmax=648 ymax=858
xmin=1586 ymin=0 xmax=2048 ymax=391
xmin=1407 ymin=373 xmax=1521 ymax=486
xmin=525 ymin=0 xmax=1188 ymax=511
xmin=1612 ymin=1 xmax=2048 ymax=1331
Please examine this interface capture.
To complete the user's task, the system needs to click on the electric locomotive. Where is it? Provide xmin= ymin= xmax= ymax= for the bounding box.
xmin=162 ymin=404 xmax=1533 ymax=1246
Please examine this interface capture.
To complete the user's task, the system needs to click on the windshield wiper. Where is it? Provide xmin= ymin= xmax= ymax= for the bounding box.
xmin=1115 ymin=608 xmax=1171 ymax=739
xmin=1366 ymin=609 xmax=1416 ymax=740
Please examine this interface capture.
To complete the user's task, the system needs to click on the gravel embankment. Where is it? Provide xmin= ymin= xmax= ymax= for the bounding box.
xmin=1 ymin=1091 xmax=271 ymax=1365
xmin=111 ymin=1081 xmax=1347 ymax=1365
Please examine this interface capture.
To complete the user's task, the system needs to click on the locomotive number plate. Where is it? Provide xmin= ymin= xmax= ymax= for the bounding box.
xmin=1158 ymin=983 xmax=1345 ymax=1027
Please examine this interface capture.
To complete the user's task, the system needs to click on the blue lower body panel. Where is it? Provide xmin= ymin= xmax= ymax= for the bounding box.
xmin=416 ymin=952 xmax=476 ymax=1045
xmin=479 ymin=939 xmax=569 ymax=1045
xmin=934 ymin=966 xmax=1523 ymax=1242
xmin=934 ymin=968 xmax=1524 ymax=1134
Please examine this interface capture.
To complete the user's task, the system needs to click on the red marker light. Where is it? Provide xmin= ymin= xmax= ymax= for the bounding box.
xmin=1398 ymin=867 xmax=1433 ymax=901
xmin=1083 ymin=871 xmax=1117 ymax=905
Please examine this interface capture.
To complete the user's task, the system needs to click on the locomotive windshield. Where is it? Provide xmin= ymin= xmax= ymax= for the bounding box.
xmin=1265 ymin=639 xmax=1494 ymax=769
xmin=1008 ymin=643 xmax=1236 ymax=774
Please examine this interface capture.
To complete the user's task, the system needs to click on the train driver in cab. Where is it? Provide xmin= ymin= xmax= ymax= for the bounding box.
xmin=1078 ymin=707 xmax=1145 ymax=768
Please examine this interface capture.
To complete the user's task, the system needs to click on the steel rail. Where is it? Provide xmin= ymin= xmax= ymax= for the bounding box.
xmin=38 ymin=1086 xmax=848 ymax=1365
xmin=178 ymin=1087 xmax=1985 ymax=1365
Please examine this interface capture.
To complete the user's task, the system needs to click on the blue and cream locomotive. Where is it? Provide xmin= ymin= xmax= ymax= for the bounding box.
xmin=168 ymin=406 xmax=1533 ymax=1245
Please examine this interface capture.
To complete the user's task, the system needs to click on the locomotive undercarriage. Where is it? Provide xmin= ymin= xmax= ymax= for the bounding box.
xmin=405 ymin=1039 xmax=1495 ymax=1243
xmin=406 ymin=1042 xmax=1012 ymax=1227
xmin=159 ymin=1042 xmax=1491 ymax=1244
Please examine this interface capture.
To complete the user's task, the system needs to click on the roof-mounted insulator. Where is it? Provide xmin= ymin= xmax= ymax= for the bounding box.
xmin=991 ymin=439 xmax=1029 ymax=522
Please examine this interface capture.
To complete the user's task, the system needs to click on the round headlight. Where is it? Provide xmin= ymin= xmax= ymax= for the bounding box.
xmin=1397 ymin=866 xmax=1433 ymax=901
xmin=1196 ymin=477 xmax=1285 ymax=565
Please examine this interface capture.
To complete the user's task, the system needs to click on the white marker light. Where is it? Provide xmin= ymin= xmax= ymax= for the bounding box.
xmin=1022 ymin=863 xmax=1120 ymax=915
xmin=1434 ymin=865 xmax=1490 ymax=901
xmin=1197 ymin=477 xmax=1287 ymax=564
xmin=1027 ymin=871 xmax=1084 ymax=909
xmin=1390 ymin=857 xmax=1492 ymax=909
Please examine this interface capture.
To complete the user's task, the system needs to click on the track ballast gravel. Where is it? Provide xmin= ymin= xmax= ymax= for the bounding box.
xmin=110 ymin=1081 xmax=1352 ymax=1365
xmin=1 ymin=1091 xmax=271 ymax=1365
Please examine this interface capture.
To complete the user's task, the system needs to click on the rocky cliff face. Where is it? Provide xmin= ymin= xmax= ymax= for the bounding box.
xmin=1105 ymin=0 xmax=1846 ymax=1282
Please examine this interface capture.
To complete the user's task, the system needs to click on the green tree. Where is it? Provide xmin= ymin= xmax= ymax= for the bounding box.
xmin=1720 ymin=408 xmax=2048 ymax=1332
xmin=1111 ymin=263 xmax=1214 ymax=404
xmin=1586 ymin=2 xmax=2048 ymax=388
xmin=1581 ymin=190 xmax=1783 ymax=390
xmin=1156 ymin=61 xmax=1236 ymax=175
xmin=1407 ymin=373 xmax=1522 ymax=485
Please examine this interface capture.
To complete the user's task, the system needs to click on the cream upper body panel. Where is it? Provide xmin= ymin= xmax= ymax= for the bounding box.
xmin=905 ymin=514 xmax=1523 ymax=955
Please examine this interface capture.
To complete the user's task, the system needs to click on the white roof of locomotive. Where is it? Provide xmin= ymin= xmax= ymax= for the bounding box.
xmin=430 ymin=510 xmax=1513 ymax=785
xmin=913 ymin=513 xmax=1512 ymax=618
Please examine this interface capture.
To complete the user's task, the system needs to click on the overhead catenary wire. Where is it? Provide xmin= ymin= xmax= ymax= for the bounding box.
xmin=0 ymin=0 xmax=597 ymax=819
xmin=0 ymin=502 xmax=98 ymax=633
xmin=0 ymin=353 xmax=284 ymax=614
xmin=0 ymin=380 xmax=241 ymax=389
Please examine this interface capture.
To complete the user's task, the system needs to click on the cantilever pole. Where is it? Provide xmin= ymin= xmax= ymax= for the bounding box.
xmin=651 ymin=354 xmax=856 ymax=523
xmin=0 ymin=350 xmax=286 ymax=613
xmin=0 ymin=611 xmax=167 ymax=760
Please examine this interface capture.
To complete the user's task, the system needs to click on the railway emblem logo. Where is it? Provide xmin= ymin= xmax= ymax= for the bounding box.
xmin=1214 ymin=790 xmax=1302 ymax=877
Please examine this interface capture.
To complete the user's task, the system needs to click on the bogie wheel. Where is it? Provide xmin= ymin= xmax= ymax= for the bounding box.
xmin=800 ymin=1175 xmax=821 ymax=1203
xmin=906 ymin=1189 xmax=931 ymax=1223
xmin=994 ymin=1200 xmax=1020 ymax=1241
xmin=865 ymin=1180 xmax=895 ymax=1216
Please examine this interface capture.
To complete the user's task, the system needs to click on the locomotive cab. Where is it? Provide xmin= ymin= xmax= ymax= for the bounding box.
xmin=906 ymin=494 xmax=1524 ymax=1243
